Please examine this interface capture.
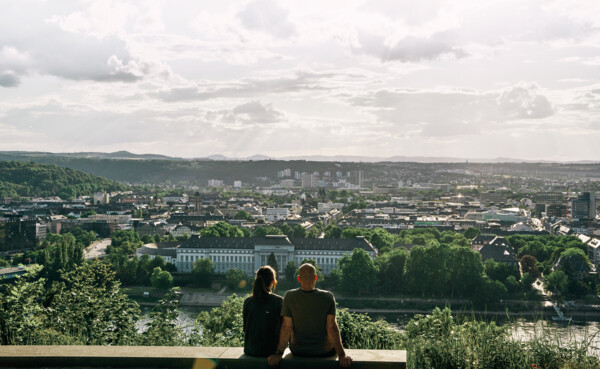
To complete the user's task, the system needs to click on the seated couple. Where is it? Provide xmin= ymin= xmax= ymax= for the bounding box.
xmin=242 ymin=264 xmax=353 ymax=368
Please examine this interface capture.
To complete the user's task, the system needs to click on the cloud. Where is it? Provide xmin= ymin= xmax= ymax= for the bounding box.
xmin=226 ymin=101 xmax=285 ymax=124
xmin=152 ymin=71 xmax=341 ymax=102
xmin=0 ymin=1 xmax=154 ymax=87
xmin=0 ymin=71 xmax=20 ymax=87
xmin=351 ymin=83 xmax=555 ymax=137
xmin=237 ymin=0 xmax=296 ymax=38
xmin=353 ymin=31 xmax=467 ymax=62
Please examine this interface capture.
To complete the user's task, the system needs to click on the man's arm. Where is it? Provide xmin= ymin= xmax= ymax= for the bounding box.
xmin=267 ymin=316 xmax=292 ymax=367
xmin=327 ymin=314 xmax=352 ymax=368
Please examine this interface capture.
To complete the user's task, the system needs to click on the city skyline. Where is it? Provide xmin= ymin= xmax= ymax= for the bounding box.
xmin=1 ymin=0 xmax=600 ymax=161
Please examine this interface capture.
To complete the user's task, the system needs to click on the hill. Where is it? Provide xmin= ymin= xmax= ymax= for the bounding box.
xmin=0 ymin=161 xmax=130 ymax=200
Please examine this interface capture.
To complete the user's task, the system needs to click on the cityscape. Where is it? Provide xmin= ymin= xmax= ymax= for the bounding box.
xmin=1 ymin=0 xmax=600 ymax=367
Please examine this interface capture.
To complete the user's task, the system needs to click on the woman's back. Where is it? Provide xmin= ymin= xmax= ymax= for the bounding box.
xmin=243 ymin=293 xmax=283 ymax=357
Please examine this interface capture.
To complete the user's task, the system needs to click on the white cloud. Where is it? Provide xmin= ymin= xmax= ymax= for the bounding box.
xmin=237 ymin=0 xmax=296 ymax=38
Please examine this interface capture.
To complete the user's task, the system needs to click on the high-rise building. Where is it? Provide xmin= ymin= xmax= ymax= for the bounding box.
xmin=233 ymin=180 xmax=242 ymax=188
xmin=301 ymin=173 xmax=315 ymax=188
xmin=348 ymin=170 xmax=363 ymax=188
xmin=0 ymin=215 xmax=36 ymax=253
xmin=572 ymin=192 xmax=596 ymax=221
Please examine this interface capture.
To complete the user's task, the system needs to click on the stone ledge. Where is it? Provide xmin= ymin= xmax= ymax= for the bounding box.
xmin=0 ymin=346 xmax=406 ymax=369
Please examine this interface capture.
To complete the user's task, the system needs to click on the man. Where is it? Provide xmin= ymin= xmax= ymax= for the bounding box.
xmin=268 ymin=263 xmax=352 ymax=368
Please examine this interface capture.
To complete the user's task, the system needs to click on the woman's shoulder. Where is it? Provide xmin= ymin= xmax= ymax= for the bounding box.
xmin=269 ymin=293 xmax=283 ymax=301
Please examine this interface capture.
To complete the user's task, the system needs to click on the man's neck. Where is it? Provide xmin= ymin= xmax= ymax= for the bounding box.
xmin=300 ymin=283 xmax=316 ymax=291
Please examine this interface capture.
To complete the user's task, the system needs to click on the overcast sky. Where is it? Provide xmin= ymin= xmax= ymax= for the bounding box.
xmin=1 ymin=0 xmax=599 ymax=161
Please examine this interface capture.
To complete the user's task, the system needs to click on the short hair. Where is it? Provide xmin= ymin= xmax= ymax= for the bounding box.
xmin=298 ymin=263 xmax=316 ymax=281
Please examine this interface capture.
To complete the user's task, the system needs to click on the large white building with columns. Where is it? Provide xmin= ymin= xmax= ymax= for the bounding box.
xmin=137 ymin=235 xmax=377 ymax=277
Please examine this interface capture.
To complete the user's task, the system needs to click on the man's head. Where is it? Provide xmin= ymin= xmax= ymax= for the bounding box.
xmin=297 ymin=263 xmax=317 ymax=289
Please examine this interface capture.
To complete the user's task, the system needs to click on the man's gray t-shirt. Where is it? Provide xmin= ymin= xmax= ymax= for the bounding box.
xmin=281 ymin=288 xmax=336 ymax=356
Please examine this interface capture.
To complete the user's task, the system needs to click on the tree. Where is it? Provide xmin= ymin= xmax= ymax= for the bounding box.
xmin=192 ymin=258 xmax=214 ymax=287
xmin=520 ymin=255 xmax=540 ymax=279
xmin=293 ymin=225 xmax=307 ymax=238
xmin=484 ymin=259 xmax=520 ymax=283
xmin=464 ymin=227 xmax=481 ymax=239
xmin=194 ymin=294 xmax=244 ymax=346
xmin=47 ymin=261 xmax=140 ymax=345
xmin=324 ymin=224 xmax=342 ymax=239
xmin=280 ymin=224 xmax=294 ymax=238
xmin=225 ymin=268 xmax=249 ymax=290
xmin=284 ymin=260 xmax=297 ymax=281
xmin=338 ymin=249 xmax=378 ymax=295
xmin=150 ymin=267 xmax=174 ymax=290
xmin=448 ymin=246 xmax=483 ymax=297
xmin=267 ymin=252 xmax=279 ymax=275
xmin=0 ymin=267 xmax=46 ymax=345
xmin=375 ymin=248 xmax=407 ymax=294
xmin=544 ymin=270 xmax=568 ymax=299
xmin=233 ymin=210 xmax=253 ymax=221
xmin=141 ymin=288 xmax=184 ymax=345
xmin=253 ymin=226 xmax=283 ymax=237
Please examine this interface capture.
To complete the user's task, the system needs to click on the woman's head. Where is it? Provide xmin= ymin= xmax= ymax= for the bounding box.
xmin=252 ymin=265 xmax=277 ymax=301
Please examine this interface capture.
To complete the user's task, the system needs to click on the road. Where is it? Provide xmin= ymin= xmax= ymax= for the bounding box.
xmin=84 ymin=238 xmax=111 ymax=260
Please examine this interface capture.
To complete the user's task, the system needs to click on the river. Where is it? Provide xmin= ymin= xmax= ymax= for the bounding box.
xmin=137 ymin=305 xmax=600 ymax=356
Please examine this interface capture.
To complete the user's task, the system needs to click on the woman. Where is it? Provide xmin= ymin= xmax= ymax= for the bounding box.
xmin=243 ymin=265 xmax=283 ymax=357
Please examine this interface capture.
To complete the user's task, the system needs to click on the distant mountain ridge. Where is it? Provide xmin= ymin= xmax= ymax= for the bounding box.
xmin=0 ymin=151 xmax=598 ymax=164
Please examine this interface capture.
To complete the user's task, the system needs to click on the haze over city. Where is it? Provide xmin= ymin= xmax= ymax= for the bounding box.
xmin=1 ymin=0 xmax=599 ymax=161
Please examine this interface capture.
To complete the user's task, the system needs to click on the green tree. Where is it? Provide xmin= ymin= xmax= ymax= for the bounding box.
xmin=448 ymin=246 xmax=483 ymax=297
xmin=141 ymin=288 xmax=184 ymax=346
xmin=225 ymin=268 xmax=249 ymax=290
xmin=192 ymin=258 xmax=214 ymax=287
xmin=267 ymin=252 xmax=279 ymax=275
xmin=194 ymin=294 xmax=244 ymax=346
xmin=233 ymin=210 xmax=253 ymax=221
xmin=150 ymin=267 xmax=174 ymax=290
xmin=338 ymin=248 xmax=378 ymax=295
xmin=252 ymin=226 xmax=283 ymax=237
xmin=293 ymin=225 xmax=307 ymax=238
xmin=47 ymin=261 xmax=140 ymax=345
xmin=484 ymin=259 xmax=520 ymax=283
xmin=280 ymin=224 xmax=294 ymax=238
xmin=375 ymin=248 xmax=407 ymax=294
xmin=463 ymin=227 xmax=481 ymax=239
xmin=284 ymin=260 xmax=297 ymax=281
xmin=544 ymin=270 xmax=568 ymax=299
xmin=0 ymin=267 xmax=46 ymax=345
xmin=324 ymin=224 xmax=342 ymax=238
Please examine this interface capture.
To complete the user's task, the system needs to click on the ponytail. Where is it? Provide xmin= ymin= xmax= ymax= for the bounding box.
xmin=252 ymin=265 xmax=277 ymax=302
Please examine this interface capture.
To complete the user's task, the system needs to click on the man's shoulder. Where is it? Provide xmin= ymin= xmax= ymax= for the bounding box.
xmin=315 ymin=288 xmax=334 ymax=298
xmin=283 ymin=288 xmax=302 ymax=298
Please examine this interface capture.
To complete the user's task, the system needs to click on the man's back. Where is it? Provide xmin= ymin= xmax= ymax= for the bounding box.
xmin=281 ymin=287 xmax=336 ymax=356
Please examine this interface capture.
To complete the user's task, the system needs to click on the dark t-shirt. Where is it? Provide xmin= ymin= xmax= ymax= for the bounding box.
xmin=281 ymin=288 xmax=336 ymax=356
xmin=243 ymin=293 xmax=283 ymax=357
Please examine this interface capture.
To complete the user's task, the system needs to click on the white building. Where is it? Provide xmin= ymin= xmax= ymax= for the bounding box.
xmin=208 ymin=179 xmax=224 ymax=187
xmin=169 ymin=235 xmax=376 ymax=276
xmin=317 ymin=202 xmax=344 ymax=213
xmin=266 ymin=208 xmax=289 ymax=222
xmin=234 ymin=180 xmax=242 ymax=188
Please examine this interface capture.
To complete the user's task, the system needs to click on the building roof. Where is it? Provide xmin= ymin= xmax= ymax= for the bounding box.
xmin=479 ymin=242 xmax=517 ymax=264
xmin=180 ymin=235 xmax=292 ymax=250
xmin=472 ymin=235 xmax=496 ymax=244
xmin=291 ymin=237 xmax=376 ymax=253
xmin=136 ymin=245 xmax=177 ymax=258
xmin=177 ymin=235 xmax=376 ymax=253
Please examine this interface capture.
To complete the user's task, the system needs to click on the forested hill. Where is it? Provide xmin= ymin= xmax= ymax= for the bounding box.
xmin=0 ymin=161 xmax=130 ymax=200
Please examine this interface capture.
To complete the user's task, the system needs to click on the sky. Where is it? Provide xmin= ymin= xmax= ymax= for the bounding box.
xmin=0 ymin=0 xmax=599 ymax=161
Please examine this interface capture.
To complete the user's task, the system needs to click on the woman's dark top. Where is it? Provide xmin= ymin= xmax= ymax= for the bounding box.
xmin=242 ymin=293 xmax=283 ymax=357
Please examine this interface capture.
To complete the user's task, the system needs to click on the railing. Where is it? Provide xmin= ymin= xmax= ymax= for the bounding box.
xmin=0 ymin=346 xmax=406 ymax=369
